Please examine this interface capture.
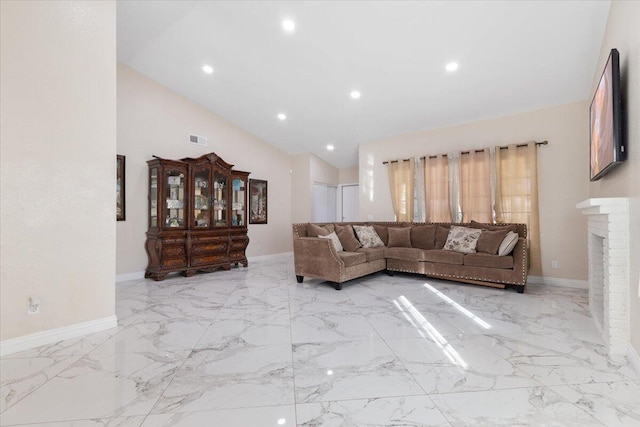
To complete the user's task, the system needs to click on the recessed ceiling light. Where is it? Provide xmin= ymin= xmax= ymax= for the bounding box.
xmin=202 ymin=64 xmax=214 ymax=74
xmin=277 ymin=113 xmax=287 ymax=121
xmin=445 ymin=62 xmax=459 ymax=72
xmin=326 ymin=144 xmax=335 ymax=151
xmin=277 ymin=419 xmax=287 ymax=426
xmin=350 ymin=91 xmax=361 ymax=99
xmin=282 ymin=19 xmax=295 ymax=33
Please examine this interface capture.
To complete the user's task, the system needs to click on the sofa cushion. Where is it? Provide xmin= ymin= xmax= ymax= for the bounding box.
xmin=464 ymin=253 xmax=514 ymax=269
xmin=319 ymin=232 xmax=343 ymax=252
xmin=356 ymin=247 xmax=386 ymax=262
xmin=388 ymin=227 xmax=412 ymax=248
xmin=307 ymin=223 xmax=334 ymax=237
xmin=476 ymin=229 xmax=509 ymax=255
xmin=469 ymin=220 xmax=519 ymax=235
xmin=334 ymin=224 xmax=362 ymax=252
xmin=353 ymin=225 xmax=385 ymax=248
xmin=384 ymin=248 xmax=464 ymax=265
xmin=435 ymin=225 xmax=451 ymax=249
xmin=411 ymin=225 xmax=436 ymax=250
xmin=338 ymin=251 xmax=367 ymax=267
xmin=372 ymin=224 xmax=389 ymax=245
xmin=498 ymin=231 xmax=519 ymax=256
xmin=443 ymin=226 xmax=482 ymax=254
xmin=421 ymin=249 xmax=464 ymax=265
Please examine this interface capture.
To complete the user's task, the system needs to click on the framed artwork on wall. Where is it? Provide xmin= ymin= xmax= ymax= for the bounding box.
xmin=249 ymin=179 xmax=267 ymax=224
xmin=117 ymin=155 xmax=126 ymax=221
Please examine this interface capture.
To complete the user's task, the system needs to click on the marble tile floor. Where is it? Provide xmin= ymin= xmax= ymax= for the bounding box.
xmin=2 ymin=254 xmax=639 ymax=426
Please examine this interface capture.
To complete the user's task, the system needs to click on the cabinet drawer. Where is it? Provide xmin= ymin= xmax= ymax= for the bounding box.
xmin=192 ymin=235 xmax=228 ymax=244
xmin=229 ymin=251 xmax=246 ymax=259
xmin=163 ymin=246 xmax=185 ymax=257
xmin=230 ymin=241 xmax=248 ymax=250
xmin=162 ymin=257 xmax=186 ymax=268
xmin=162 ymin=237 xmax=185 ymax=245
xmin=192 ymin=243 xmax=227 ymax=253
xmin=192 ymin=254 xmax=227 ymax=266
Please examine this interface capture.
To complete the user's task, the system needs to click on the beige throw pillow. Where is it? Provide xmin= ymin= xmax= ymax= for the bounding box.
xmin=498 ymin=231 xmax=519 ymax=256
xmin=353 ymin=225 xmax=385 ymax=248
xmin=443 ymin=226 xmax=482 ymax=254
xmin=476 ymin=229 xmax=509 ymax=255
xmin=319 ymin=232 xmax=344 ymax=252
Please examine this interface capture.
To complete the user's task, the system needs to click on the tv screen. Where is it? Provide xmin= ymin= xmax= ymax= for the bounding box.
xmin=590 ymin=48 xmax=625 ymax=181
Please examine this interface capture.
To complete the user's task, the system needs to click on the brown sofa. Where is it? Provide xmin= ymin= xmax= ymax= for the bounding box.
xmin=292 ymin=222 xmax=528 ymax=293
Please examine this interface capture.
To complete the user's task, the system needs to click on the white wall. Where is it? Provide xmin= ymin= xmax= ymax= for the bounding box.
xmin=359 ymin=101 xmax=590 ymax=280
xmin=339 ymin=167 xmax=359 ymax=184
xmin=1 ymin=1 xmax=117 ymax=341
xmin=587 ymin=0 xmax=640 ymax=359
xmin=116 ymin=65 xmax=293 ymax=275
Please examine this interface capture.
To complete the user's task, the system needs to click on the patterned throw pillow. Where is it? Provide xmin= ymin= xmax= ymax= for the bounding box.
xmin=443 ymin=226 xmax=482 ymax=254
xmin=319 ymin=232 xmax=344 ymax=252
xmin=353 ymin=225 xmax=385 ymax=248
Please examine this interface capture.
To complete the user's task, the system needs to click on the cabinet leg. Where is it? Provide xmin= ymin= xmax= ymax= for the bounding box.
xmin=296 ymin=275 xmax=303 ymax=283
xmin=182 ymin=270 xmax=195 ymax=277
xmin=222 ymin=264 xmax=231 ymax=271
xmin=150 ymin=273 xmax=167 ymax=281
xmin=242 ymin=261 xmax=248 ymax=267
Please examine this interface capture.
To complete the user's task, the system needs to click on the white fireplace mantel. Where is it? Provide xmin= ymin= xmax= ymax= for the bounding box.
xmin=577 ymin=197 xmax=630 ymax=360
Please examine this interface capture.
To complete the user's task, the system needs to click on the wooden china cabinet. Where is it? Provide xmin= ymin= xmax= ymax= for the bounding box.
xmin=145 ymin=152 xmax=250 ymax=281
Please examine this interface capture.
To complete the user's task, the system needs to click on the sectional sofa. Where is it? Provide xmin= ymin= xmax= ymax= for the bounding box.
xmin=292 ymin=221 xmax=528 ymax=293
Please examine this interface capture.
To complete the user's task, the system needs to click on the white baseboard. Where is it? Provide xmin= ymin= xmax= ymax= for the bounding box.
xmin=248 ymin=251 xmax=293 ymax=262
xmin=116 ymin=271 xmax=145 ymax=282
xmin=116 ymin=252 xmax=293 ymax=283
xmin=628 ymin=344 xmax=640 ymax=376
xmin=0 ymin=315 xmax=118 ymax=357
xmin=527 ymin=275 xmax=589 ymax=289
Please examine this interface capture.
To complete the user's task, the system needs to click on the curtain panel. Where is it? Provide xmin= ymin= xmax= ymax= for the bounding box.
xmin=460 ymin=148 xmax=492 ymax=223
xmin=495 ymin=142 xmax=541 ymax=275
xmin=387 ymin=159 xmax=415 ymax=222
xmin=423 ymin=155 xmax=452 ymax=222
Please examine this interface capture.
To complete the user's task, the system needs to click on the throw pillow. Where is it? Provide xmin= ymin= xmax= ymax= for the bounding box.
xmin=334 ymin=224 xmax=362 ymax=252
xmin=353 ymin=225 xmax=384 ymax=248
xmin=319 ymin=232 xmax=344 ymax=252
xmin=410 ymin=225 xmax=436 ymax=250
xmin=434 ymin=225 xmax=451 ymax=249
xmin=498 ymin=231 xmax=519 ymax=256
xmin=387 ymin=227 xmax=412 ymax=248
xmin=373 ymin=224 xmax=389 ymax=245
xmin=476 ymin=229 xmax=510 ymax=255
xmin=307 ymin=223 xmax=334 ymax=237
xmin=443 ymin=226 xmax=482 ymax=254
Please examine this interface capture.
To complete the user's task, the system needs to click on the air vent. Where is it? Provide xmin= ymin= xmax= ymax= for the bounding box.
xmin=189 ymin=134 xmax=208 ymax=147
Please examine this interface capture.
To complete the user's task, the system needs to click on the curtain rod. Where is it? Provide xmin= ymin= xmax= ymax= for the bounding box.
xmin=382 ymin=140 xmax=548 ymax=164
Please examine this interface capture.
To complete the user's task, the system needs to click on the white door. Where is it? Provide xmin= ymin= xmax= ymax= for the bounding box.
xmin=342 ymin=184 xmax=359 ymax=221
xmin=313 ymin=183 xmax=337 ymax=222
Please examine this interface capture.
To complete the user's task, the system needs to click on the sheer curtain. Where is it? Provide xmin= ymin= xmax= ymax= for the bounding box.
xmin=495 ymin=142 xmax=541 ymax=275
xmin=414 ymin=156 xmax=426 ymax=222
xmin=448 ymin=152 xmax=462 ymax=223
xmin=460 ymin=149 xmax=492 ymax=223
xmin=388 ymin=159 xmax=415 ymax=221
xmin=423 ymin=155 xmax=452 ymax=222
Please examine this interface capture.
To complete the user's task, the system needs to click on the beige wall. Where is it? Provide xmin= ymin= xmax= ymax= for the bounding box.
xmin=339 ymin=167 xmax=359 ymax=184
xmin=116 ymin=65 xmax=292 ymax=275
xmin=359 ymin=101 xmax=590 ymax=281
xmin=587 ymin=0 xmax=640 ymax=358
xmin=0 ymin=1 xmax=116 ymax=340
xmin=291 ymin=153 xmax=339 ymax=223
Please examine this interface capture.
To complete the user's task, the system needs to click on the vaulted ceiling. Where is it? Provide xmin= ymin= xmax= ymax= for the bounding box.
xmin=117 ymin=1 xmax=610 ymax=168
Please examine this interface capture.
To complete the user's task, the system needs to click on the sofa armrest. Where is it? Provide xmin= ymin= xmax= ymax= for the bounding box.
xmin=293 ymin=237 xmax=345 ymax=282
xmin=511 ymin=237 xmax=528 ymax=285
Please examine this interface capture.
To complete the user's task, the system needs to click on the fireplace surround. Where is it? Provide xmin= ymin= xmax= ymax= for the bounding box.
xmin=577 ymin=198 xmax=630 ymax=360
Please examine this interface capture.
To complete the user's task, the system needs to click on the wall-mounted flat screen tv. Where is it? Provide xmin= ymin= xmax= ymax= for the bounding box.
xmin=590 ymin=48 xmax=625 ymax=181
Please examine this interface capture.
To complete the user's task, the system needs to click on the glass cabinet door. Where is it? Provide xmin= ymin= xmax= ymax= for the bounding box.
xmin=150 ymin=168 xmax=158 ymax=228
xmin=165 ymin=169 xmax=185 ymax=228
xmin=231 ymin=178 xmax=245 ymax=227
xmin=193 ymin=168 xmax=211 ymax=228
xmin=212 ymin=172 xmax=227 ymax=227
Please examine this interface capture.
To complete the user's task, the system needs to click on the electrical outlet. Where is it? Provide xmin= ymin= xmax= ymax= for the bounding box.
xmin=28 ymin=297 xmax=40 ymax=315
xmin=551 ymin=260 xmax=558 ymax=269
